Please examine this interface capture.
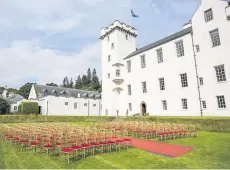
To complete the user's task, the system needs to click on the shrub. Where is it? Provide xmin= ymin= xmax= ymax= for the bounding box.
xmin=19 ymin=102 xmax=39 ymax=114
xmin=0 ymin=98 xmax=10 ymax=115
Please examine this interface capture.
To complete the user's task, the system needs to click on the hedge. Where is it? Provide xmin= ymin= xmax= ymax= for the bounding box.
xmin=119 ymin=116 xmax=230 ymax=133
xmin=0 ymin=115 xmax=116 ymax=123
xmin=19 ymin=102 xmax=39 ymax=114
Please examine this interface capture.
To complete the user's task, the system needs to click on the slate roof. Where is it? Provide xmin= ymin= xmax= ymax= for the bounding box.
xmin=33 ymin=84 xmax=101 ymax=99
xmin=6 ymin=94 xmax=25 ymax=104
xmin=124 ymin=26 xmax=193 ymax=60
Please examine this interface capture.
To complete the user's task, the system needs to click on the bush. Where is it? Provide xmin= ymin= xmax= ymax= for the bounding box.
xmin=19 ymin=102 xmax=39 ymax=114
xmin=0 ymin=115 xmax=116 ymax=123
xmin=0 ymin=98 xmax=10 ymax=115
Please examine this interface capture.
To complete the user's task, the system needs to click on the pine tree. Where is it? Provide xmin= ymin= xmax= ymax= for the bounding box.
xmin=62 ymin=77 xmax=67 ymax=87
xmin=91 ymin=68 xmax=100 ymax=90
xmin=87 ymin=68 xmax=92 ymax=85
xmin=81 ymin=75 xmax=88 ymax=86
xmin=66 ymin=77 xmax=70 ymax=88
xmin=75 ymin=75 xmax=82 ymax=89
xmin=69 ymin=78 xmax=73 ymax=88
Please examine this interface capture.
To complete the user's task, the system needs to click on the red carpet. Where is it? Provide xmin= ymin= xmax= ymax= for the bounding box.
xmin=129 ymin=138 xmax=194 ymax=157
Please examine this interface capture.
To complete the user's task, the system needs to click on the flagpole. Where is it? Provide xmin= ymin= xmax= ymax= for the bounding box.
xmin=129 ymin=0 xmax=132 ymax=27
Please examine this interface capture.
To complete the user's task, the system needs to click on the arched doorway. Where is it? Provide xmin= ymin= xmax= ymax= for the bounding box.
xmin=140 ymin=102 xmax=147 ymax=116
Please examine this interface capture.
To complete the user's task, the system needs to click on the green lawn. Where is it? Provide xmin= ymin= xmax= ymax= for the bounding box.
xmin=0 ymin=129 xmax=230 ymax=169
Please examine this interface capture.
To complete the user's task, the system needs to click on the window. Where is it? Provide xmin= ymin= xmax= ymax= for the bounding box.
xmin=108 ymin=73 xmax=110 ymax=78
xmin=162 ymin=100 xmax=167 ymax=110
xmin=217 ymin=95 xmax=226 ymax=108
xmin=65 ymin=102 xmax=68 ymax=106
xmin=107 ymin=36 xmax=110 ymax=41
xmin=111 ymin=43 xmax=114 ymax=49
xmin=199 ymin=77 xmax=204 ymax=86
xmin=142 ymin=82 xmax=147 ymax=93
xmin=128 ymin=85 xmax=132 ymax=95
xmin=215 ymin=65 xmax=226 ymax=82
xmin=156 ymin=48 xmax=163 ymax=63
xmin=195 ymin=45 xmax=200 ymax=52
xmin=202 ymin=101 xmax=207 ymax=109
xmin=84 ymin=103 xmax=87 ymax=107
xmin=116 ymin=69 xmax=120 ymax=77
xmin=93 ymin=104 xmax=96 ymax=107
xmin=159 ymin=78 xmax=165 ymax=91
xmin=14 ymin=106 xmax=17 ymax=111
xmin=181 ymin=99 xmax=188 ymax=110
xmin=128 ymin=103 xmax=132 ymax=111
xmin=127 ymin=60 xmax=131 ymax=73
xmin=108 ymin=55 xmax=111 ymax=62
xmin=210 ymin=29 xmax=221 ymax=47
xmin=126 ymin=34 xmax=128 ymax=40
xmin=140 ymin=55 xmax=146 ymax=68
xmin=180 ymin=73 xmax=188 ymax=87
xmin=74 ymin=103 xmax=77 ymax=109
xmin=175 ymin=40 xmax=184 ymax=57
xmin=204 ymin=8 xmax=213 ymax=22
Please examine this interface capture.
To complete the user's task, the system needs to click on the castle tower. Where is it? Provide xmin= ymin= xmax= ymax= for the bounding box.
xmin=100 ymin=20 xmax=138 ymax=116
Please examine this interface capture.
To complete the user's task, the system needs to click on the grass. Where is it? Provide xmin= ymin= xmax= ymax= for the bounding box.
xmin=0 ymin=125 xmax=229 ymax=169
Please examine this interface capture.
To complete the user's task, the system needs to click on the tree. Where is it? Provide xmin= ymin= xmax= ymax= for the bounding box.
xmin=87 ymin=68 xmax=92 ymax=85
xmin=62 ymin=76 xmax=70 ymax=87
xmin=0 ymin=98 xmax=10 ymax=115
xmin=69 ymin=78 xmax=73 ymax=88
xmin=18 ymin=82 xmax=34 ymax=99
xmin=0 ymin=87 xmax=5 ymax=94
xmin=75 ymin=75 xmax=82 ymax=89
xmin=91 ymin=68 xmax=101 ymax=90
xmin=46 ymin=83 xmax=58 ymax=87
xmin=81 ymin=75 xmax=88 ymax=86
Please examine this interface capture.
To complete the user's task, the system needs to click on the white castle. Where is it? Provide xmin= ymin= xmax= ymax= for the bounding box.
xmin=100 ymin=0 xmax=230 ymax=117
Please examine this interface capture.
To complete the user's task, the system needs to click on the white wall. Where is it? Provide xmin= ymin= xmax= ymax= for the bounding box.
xmin=124 ymin=33 xmax=200 ymax=116
xmin=192 ymin=0 xmax=230 ymax=116
xmin=40 ymin=96 xmax=101 ymax=116
xmin=101 ymin=21 xmax=137 ymax=116
xmin=28 ymin=85 xmax=37 ymax=99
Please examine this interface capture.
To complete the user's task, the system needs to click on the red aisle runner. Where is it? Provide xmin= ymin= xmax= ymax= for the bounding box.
xmin=130 ymin=138 xmax=194 ymax=157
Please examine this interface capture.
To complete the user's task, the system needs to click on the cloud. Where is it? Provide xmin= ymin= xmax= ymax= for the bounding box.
xmin=0 ymin=0 xmax=201 ymax=89
xmin=0 ymin=40 xmax=101 ymax=88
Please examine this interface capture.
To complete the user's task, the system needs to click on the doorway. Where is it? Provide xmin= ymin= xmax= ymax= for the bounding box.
xmin=38 ymin=106 xmax=42 ymax=114
xmin=140 ymin=102 xmax=147 ymax=116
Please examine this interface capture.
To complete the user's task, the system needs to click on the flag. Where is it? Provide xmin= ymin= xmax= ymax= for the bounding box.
xmin=131 ymin=10 xmax=139 ymax=18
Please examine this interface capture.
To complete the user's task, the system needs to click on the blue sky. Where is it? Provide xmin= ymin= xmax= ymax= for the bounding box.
xmin=0 ymin=0 xmax=200 ymax=89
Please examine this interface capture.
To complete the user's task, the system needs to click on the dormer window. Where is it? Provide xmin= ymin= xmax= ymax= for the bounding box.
xmin=125 ymin=34 xmax=128 ymax=40
xmin=51 ymin=90 xmax=58 ymax=96
xmin=111 ymin=43 xmax=114 ymax=49
xmin=60 ymin=91 xmax=65 ymax=96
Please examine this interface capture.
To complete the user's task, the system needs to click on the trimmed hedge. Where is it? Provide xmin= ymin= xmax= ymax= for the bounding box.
xmin=19 ymin=102 xmax=39 ymax=114
xmin=0 ymin=115 xmax=116 ymax=123
xmin=0 ymin=115 xmax=230 ymax=133
xmin=119 ymin=116 xmax=230 ymax=133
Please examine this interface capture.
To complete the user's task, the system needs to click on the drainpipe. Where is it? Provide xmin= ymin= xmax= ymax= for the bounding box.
xmin=88 ymin=99 xmax=90 ymax=116
xmin=190 ymin=24 xmax=203 ymax=117
xmin=46 ymin=100 xmax=49 ymax=116
xmin=99 ymin=101 xmax=101 ymax=116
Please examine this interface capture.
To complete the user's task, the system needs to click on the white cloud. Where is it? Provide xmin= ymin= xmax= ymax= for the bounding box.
xmin=0 ymin=40 xmax=101 ymax=88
